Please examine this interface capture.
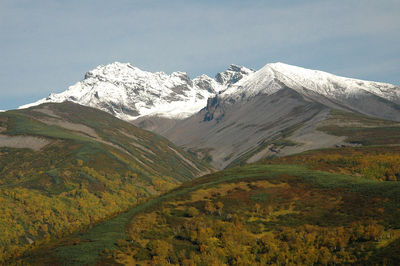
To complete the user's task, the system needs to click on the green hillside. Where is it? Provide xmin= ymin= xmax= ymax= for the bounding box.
xmin=0 ymin=102 xmax=213 ymax=262
xmin=23 ymin=164 xmax=400 ymax=265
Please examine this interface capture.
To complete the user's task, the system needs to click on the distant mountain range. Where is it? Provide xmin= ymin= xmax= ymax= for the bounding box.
xmin=19 ymin=62 xmax=400 ymax=168
xmin=20 ymin=62 xmax=400 ymax=121
xmin=20 ymin=62 xmax=254 ymax=120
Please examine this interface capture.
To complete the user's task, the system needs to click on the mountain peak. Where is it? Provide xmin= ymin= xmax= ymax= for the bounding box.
xmin=84 ymin=62 xmax=145 ymax=80
xmin=226 ymin=64 xmax=244 ymax=72
xmin=19 ymin=62 xmax=226 ymax=120
xmin=265 ymin=62 xmax=333 ymax=80
xmin=215 ymin=64 xmax=254 ymax=86
xmin=90 ymin=61 xmax=136 ymax=73
xmin=220 ymin=62 xmax=400 ymax=110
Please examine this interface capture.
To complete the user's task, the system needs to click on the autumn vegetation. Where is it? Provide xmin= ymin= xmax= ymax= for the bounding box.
xmin=87 ymin=165 xmax=400 ymax=265
xmin=0 ymin=103 xmax=211 ymax=263
xmin=267 ymin=146 xmax=400 ymax=181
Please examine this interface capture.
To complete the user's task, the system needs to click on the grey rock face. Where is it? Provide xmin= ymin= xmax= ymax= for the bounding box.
xmin=215 ymin=64 xmax=255 ymax=86
xmin=159 ymin=88 xmax=326 ymax=169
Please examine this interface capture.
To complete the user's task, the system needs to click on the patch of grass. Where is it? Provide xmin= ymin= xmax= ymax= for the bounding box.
xmin=3 ymin=112 xmax=93 ymax=142
xmin=47 ymin=169 xmax=61 ymax=185
xmin=72 ymin=142 xmax=108 ymax=162
xmin=320 ymin=125 xmax=400 ymax=145
xmin=319 ymin=109 xmax=400 ymax=145
xmin=79 ymin=171 xmax=97 ymax=183
xmin=369 ymin=237 xmax=400 ymax=264
xmin=251 ymin=192 xmax=270 ymax=203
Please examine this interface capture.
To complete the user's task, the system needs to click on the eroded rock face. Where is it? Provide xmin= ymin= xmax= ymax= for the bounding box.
xmin=0 ymin=135 xmax=50 ymax=151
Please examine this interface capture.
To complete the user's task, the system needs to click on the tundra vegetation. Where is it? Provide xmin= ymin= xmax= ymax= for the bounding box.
xmin=0 ymin=103 xmax=211 ymax=263
xmin=22 ymin=164 xmax=400 ymax=265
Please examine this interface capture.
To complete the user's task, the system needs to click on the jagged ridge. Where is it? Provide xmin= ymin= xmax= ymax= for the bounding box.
xmin=19 ymin=62 xmax=399 ymax=124
xmin=19 ymin=63 xmax=253 ymax=121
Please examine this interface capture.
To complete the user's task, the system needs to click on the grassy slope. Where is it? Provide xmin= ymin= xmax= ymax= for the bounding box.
xmin=0 ymin=102 xmax=213 ymax=262
xmin=25 ymin=164 xmax=400 ymax=265
xmin=259 ymin=111 xmax=400 ymax=182
xmin=227 ymin=109 xmax=400 ymax=168
xmin=7 ymin=102 xmax=211 ymax=180
xmin=318 ymin=109 xmax=400 ymax=146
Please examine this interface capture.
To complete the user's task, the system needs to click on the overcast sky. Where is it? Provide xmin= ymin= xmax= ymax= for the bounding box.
xmin=1 ymin=0 xmax=399 ymax=110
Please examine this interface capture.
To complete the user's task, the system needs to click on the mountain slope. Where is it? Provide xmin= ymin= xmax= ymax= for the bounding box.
xmin=113 ymin=164 xmax=400 ymax=265
xmin=163 ymin=88 xmax=328 ymax=169
xmin=220 ymin=62 xmax=400 ymax=121
xmin=162 ymin=90 xmax=400 ymax=169
xmin=158 ymin=63 xmax=400 ymax=169
xmin=25 ymin=163 xmax=400 ymax=265
xmin=0 ymin=102 xmax=213 ymax=262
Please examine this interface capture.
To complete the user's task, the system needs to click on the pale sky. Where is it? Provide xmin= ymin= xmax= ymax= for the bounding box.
xmin=1 ymin=0 xmax=399 ymax=110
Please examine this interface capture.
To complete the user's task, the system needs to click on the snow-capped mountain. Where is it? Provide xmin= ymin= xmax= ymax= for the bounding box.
xmin=19 ymin=62 xmax=252 ymax=121
xmin=21 ymin=61 xmax=399 ymax=124
xmin=221 ymin=62 xmax=400 ymax=105
xmin=158 ymin=62 xmax=400 ymax=169
xmin=208 ymin=62 xmax=400 ymax=123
